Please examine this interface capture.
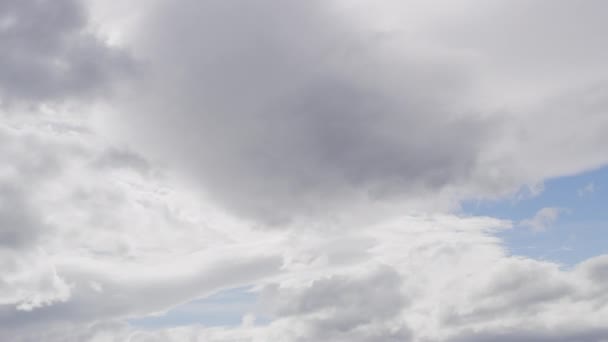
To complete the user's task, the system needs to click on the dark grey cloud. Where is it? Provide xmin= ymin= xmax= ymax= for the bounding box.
xmin=122 ymin=0 xmax=494 ymax=223
xmin=0 ymin=0 xmax=132 ymax=105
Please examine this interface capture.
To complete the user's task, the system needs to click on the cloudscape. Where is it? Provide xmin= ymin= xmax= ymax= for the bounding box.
xmin=1 ymin=0 xmax=608 ymax=341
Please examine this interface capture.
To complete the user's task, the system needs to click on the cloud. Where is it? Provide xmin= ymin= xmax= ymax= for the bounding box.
xmin=446 ymin=326 xmax=608 ymax=342
xmin=0 ymin=0 xmax=132 ymax=106
xmin=520 ymin=207 xmax=564 ymax=232
xmin=2 ymin=1 xmax=608 ymax=341
xmin=259 ymin=266 xmax=411 ymax=341
xmin=113 ymin=0 xmax=499 ymax=224
xmin=0 ymin=119 xmax=77 ymax=311
xmin=0 ymin=252 xmax=281 ymax=333
xmin=4 ymin=215 xmax=607 ymax=342
xmin=0 ymin=249 xmax=71 ymax=312
xmin=100 ymin=0 xmax=608 ymax=226
xmin=0 ymin=111 xmax=284 ymax=337
xmin=0 ymin=171 xmax=606 ymax=342
xmin=578 ymin=182 xmax=595 ymax=197
xmin=0 ymin=185 xmax=46 ymax=249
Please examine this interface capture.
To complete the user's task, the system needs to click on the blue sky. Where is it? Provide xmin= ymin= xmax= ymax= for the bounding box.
xmin=464 ymin=165 xmax=608 ymax=266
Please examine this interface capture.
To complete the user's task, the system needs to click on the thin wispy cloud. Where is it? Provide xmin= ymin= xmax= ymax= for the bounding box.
xmin=520 ymin=207 xmax=564 ymax=232
xmin=578 ymin=182 xmax=595 ymax=197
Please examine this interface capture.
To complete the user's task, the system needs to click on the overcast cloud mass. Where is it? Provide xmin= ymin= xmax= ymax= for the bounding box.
xmin=1 ymin=0 xmax=608 ymax=341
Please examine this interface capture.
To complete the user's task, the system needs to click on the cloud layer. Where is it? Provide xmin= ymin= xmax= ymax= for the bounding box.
xmin=1 ymin=0 xmax=608 ymax=341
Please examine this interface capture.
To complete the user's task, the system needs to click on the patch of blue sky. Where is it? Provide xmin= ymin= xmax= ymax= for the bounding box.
xmin=462 ymin=165 xmax=608 ymax=266
xmin=128 ymin=286 xmax=268 ymax=329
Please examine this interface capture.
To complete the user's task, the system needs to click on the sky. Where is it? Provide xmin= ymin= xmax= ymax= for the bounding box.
xmin=1 ymin=0 xmax=608 ymax=341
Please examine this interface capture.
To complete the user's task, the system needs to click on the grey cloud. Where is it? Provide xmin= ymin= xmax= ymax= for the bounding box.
xmin=442 ymin=260 xmax=574 ymax=326
xmin=433 ymin=0 xmax=608 ymax=75
xmin=261 ymin=265 xmax=411 ymax=341
xmin=0 ymin=131 xmax=62 ymax=251
xmin=123 ymin=0 xmax=494 ymax=223
xmin=0 ymin=321 xmax=131 ymax=342
xmin=0 ymin=124 xmax=71 ymax=250
xmin=446 ymin=326 xmax=608 ymax=342
xmin=0 ymin=185 xmax=46 ymax=249
xmin=0 ymin=125 xmax=84 ymax=311
xmin=113 ymin=0 xmax=608 ymax=224
xmin=4 ymin=0 xmax=608 ymax=340
xmin=269 ymin=266 xmax=405 ymax=318
xmin=0 ymin=0 xmax=132 ymax=105
xmin=576 ymin=255 xmax=608 ymax=286
xmin=490 ymin=82 xmax=608 ymax=189
xmin=91 ymin=147 xmax=151 ymax=175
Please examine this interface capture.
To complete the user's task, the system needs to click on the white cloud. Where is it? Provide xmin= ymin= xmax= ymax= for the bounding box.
xmin=520 ymin=207 xmax=564 ymax=232
xmin=578 ymin=182 xmax=595 ymax=197
xmin=0 ymin=110 xmax=284 ymax=338
xmin=4 ymin=214 xmax=608 ymax=341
